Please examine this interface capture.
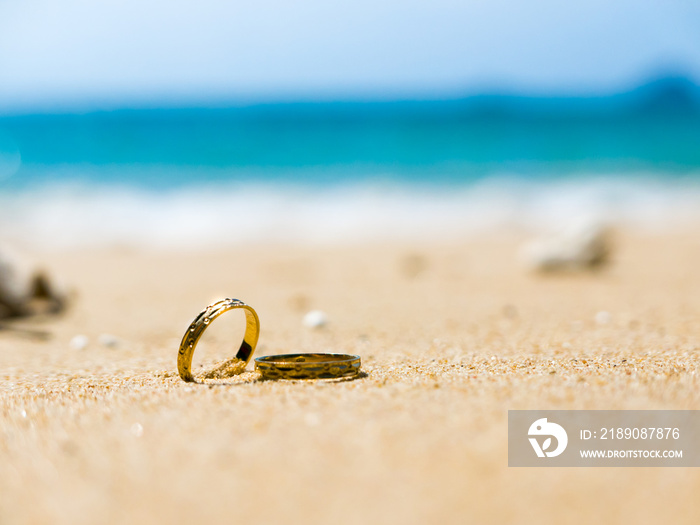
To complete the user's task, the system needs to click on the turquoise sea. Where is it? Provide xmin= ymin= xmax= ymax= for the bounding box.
xmin=1 ymin=77 xmax=699 ymax=248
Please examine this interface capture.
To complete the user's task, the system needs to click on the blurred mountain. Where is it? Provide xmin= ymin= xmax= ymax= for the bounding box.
xmin=442 ymin=75 xmax=700 ymax=118
xmin=627 ymin=76 xmax=700 ymax=115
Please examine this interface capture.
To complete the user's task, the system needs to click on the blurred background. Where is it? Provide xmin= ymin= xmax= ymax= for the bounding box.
xmin=1 ymin=0 xmax=699 ymax=249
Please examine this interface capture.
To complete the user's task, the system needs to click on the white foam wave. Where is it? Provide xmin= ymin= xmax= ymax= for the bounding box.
xmin=2 ymin=174 xmax=700 ymax=250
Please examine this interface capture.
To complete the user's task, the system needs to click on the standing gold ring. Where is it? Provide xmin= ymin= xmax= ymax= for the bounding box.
xmin=177 ymin=298 xmax=260 ymax=382
xmin=255 ymin=353 xmax=361 ymax=380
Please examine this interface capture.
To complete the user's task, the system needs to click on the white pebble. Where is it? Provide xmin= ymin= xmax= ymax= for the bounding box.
xmin=98 ymin=333 xmax=120 ymax=348
xmin=595 ymin=311 xmax=612 ymax=325
xmin=69 ymin=334 xmax=89 ymax=350
xmin=303 ymin=310 xmax=328 ymax=329
xmin=130 ymin=423 xmax=144 ymax=437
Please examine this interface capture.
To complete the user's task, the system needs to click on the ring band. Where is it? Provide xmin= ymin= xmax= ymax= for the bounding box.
xmin=255 ymin=353 xmax=361 ymax=380
xmin=177 ymin=298 xmax=260 ymax=382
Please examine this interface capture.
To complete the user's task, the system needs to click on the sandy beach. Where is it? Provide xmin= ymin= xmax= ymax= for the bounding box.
xmin=1 ymin=231 xmax=699 ymax=524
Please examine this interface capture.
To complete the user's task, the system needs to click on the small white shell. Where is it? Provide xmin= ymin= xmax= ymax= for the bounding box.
xmin=522 ymin=221 xmax=612 ymax=273
xmin=130 ymin=423 xmax=144 ymax=437
xmin=0 ymin=245 xmax=35 ymax=311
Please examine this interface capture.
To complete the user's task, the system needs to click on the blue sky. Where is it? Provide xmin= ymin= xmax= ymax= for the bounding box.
xmin=0 ymin=0 xmax=699 ymax=112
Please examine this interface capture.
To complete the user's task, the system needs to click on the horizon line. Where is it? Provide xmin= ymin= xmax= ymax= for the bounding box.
xmin=1 ymin=73 xmax=698 ymax=118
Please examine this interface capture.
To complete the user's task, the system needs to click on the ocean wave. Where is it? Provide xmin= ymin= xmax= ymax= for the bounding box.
xmin=2 ymin=173 xmax=700 ymax=250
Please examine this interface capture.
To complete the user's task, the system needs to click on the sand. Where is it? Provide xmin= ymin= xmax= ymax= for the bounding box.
xmin=1 ymin=232 xmax=699 ymax=524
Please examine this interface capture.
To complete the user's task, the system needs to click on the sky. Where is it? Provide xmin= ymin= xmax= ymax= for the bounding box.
xmin=0 ymin=0 xmax=699 ymax=113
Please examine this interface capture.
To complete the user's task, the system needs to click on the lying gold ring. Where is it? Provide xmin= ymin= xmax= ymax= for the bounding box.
xmin=255 ymin=353 xmax=361 ymax=380
xmin=177 ymin=298 xmax=260 ymax=382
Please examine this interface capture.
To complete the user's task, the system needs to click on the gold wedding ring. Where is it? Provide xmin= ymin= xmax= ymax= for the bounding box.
xmin=177 ymin=298 xmax=260 ymax=382
xmin=255 ymin=353 xmax=361 ymax=380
